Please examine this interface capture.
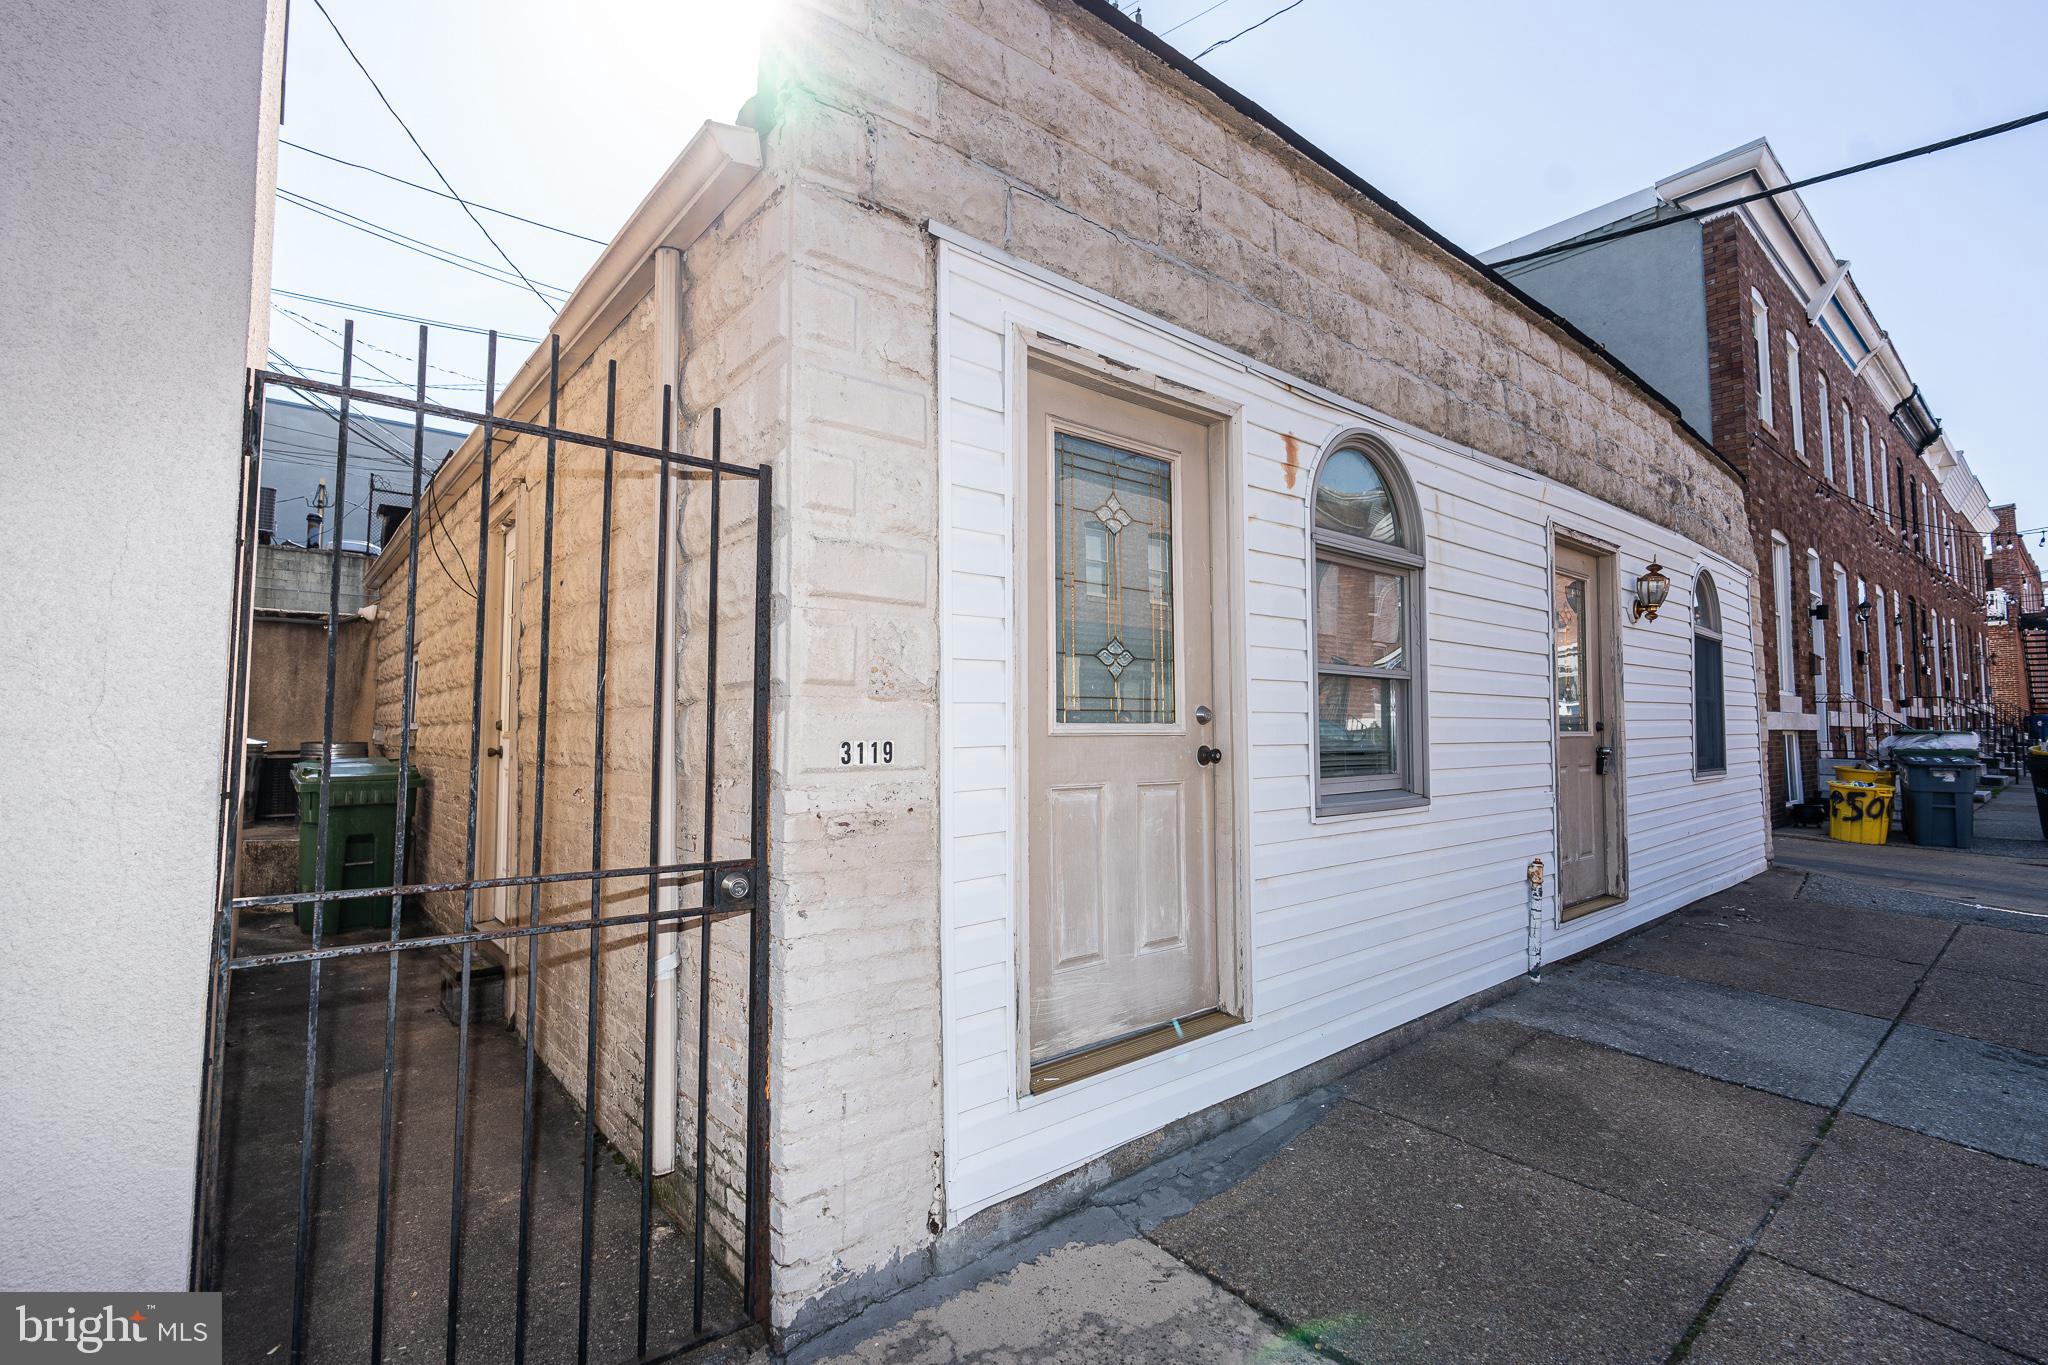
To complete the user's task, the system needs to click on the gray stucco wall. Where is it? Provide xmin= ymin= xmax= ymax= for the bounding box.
xmin=1495 ymin=221 xmax=1714 ymax=442
xmin=0 ymin=0 xmax=284 ymax=1291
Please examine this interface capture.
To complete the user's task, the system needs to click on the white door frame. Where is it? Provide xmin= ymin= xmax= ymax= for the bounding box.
xmin=1008 ymin=332 xmax=1248 ymax=1096
xmin=1548 ymin=524 xmax=1629 ymax=919
xmin=479 ymin=483 xmax=528 ymax=927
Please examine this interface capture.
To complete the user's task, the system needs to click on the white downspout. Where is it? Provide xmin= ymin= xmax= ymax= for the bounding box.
xmin=651 ymin=244 xmax=684 ymax=1176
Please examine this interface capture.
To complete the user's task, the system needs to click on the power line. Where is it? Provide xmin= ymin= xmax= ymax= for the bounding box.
xmin=270 ymin=289 xmax=543 ymax=343
xmin=274 ymin=303 xmax=489 ymax=385
xmin=1491 ymin=107 xmax=2048 ymax=269
xmin=277 ymin=189 xmax=570 ymax=300
xmin=1161 ymin=0 xmax=1241 ymax=37
xmin=1194 ymin=0 xmax=1307 ymax=59
xmin=281 ymin=139 xmax=611 ymax=246
xmin=305 ymin=0 xmax=557 ymax=316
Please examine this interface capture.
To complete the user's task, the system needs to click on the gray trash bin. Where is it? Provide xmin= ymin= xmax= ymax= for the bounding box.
xmin=1894 ymin=749 xmax=1981 ymax=849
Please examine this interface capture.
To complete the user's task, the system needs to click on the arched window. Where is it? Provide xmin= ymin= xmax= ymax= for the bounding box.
xmin=1694 ymin=571 xmax=1726 ymax=775
xmin=1311 ymin=438 xmax=1425 ymax=811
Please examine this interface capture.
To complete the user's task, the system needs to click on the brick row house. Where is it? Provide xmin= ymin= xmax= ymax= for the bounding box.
xmin=1987 ymin=503 xmax=2048 ymax=721
xmin=1490 ymin=140 xmax=1997 ymax=821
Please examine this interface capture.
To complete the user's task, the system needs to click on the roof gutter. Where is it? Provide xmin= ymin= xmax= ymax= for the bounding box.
xmin=1063 ymin=0 xmax=1739 ymax=485
xmin=367 ymin=120 xmax=761 ymax=591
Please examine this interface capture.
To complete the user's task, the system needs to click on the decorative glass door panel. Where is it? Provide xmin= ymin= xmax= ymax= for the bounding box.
xmin=1053 ymin=431 xmax=1175 ymax=725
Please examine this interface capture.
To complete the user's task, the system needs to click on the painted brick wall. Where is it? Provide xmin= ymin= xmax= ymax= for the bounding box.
xmin=1701 ymin=217 xmax=1990 ymax=810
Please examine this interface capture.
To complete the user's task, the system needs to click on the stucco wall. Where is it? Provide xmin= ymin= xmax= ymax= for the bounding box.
xmin=245 ymin=616 xmax=378 ymax=754
xmin=0 ymin=0 xmax=284 ymax=1291
xmin=747 ymin=0 xmax=1753 ymax=1335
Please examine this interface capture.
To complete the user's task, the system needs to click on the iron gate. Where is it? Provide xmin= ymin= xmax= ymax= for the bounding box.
xmin=194 ymin=322 xmax=771 ymax=1364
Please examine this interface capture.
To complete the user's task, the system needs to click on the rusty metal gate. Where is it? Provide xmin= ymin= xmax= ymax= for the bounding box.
xmin=194 ymin=322 xmax=770 ymax=1364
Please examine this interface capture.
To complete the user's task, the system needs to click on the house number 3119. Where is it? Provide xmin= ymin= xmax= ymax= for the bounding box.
xmin=839 ymin=740 xmax=895 ymax=766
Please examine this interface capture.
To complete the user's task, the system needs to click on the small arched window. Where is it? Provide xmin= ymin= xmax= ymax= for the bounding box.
xmin=1311 ymin=439 xmax=1426 ymax=810
xmin=1693 ymin=571 xmax=1726 ymax=775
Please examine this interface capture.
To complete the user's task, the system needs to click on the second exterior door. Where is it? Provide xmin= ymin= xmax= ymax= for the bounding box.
xmin=1554 ymin=542 xmax=1614 ymax=912
xmin=1025 ymin=366 xmax=1224 ymax=1071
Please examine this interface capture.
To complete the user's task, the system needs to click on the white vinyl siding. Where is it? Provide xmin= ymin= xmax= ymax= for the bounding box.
xmin=935 ymin=238 xmax=1767 ymax=1224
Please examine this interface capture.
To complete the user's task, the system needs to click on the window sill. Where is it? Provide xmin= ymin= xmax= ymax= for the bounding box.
xmin=1693 ymin=767 xmax=1728 ymax=783
xmin=1314 ymin=791 xmax=1430 ymax=822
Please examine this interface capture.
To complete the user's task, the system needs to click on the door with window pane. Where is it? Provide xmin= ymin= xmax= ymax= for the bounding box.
xmin=1025 ymin=367 xmax=1223 ymax=1073
xmin=1555 ymin=543 xmax=1613 ymax=911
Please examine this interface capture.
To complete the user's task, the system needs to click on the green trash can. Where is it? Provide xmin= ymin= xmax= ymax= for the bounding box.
xmin=1893 ymin=748 xmax=1980 ymax=849
xmin=292 ymin=757 xmax=424 ymax=935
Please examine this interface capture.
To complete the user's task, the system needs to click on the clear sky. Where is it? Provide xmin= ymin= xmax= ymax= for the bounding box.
xmin=269 ymin=0 xmax=2047 ymax=552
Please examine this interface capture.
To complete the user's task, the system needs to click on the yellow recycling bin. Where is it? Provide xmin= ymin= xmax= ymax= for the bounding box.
xmin=1827 ymin=780 xmax=1891 ymax=845
xmin=1836 ymin=764 xmax=1895 ymax=792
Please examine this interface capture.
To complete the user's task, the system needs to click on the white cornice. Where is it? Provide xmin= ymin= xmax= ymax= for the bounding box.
xmin=367 ymin=121 xmax=761 ymax=589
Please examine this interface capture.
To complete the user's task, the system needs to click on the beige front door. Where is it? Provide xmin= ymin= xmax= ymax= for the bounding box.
xmin=1554 ymin=543 xmax=1613 ymax=912
xmin=1025 ymin=367 xmax=1224 ymax=1068
xmin=481 ymin=513 xmax=521 ymax=923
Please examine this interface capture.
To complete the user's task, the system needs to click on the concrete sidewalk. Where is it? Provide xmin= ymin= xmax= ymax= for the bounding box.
xmin=785 ymin=803 xmax=2048 ymax=1362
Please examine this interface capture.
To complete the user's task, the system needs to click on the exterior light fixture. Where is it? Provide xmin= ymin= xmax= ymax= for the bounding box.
xmin=1854 ymin=600 xmax=1873 ymax=624
xmin=1631 ymin=561 xmax=1670 ymax=622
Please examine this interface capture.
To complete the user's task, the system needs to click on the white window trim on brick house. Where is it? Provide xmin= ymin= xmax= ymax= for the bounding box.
xmin=1753 ymin=291 xmax=1772 ymax=426
xmin=1786 ymin=334 xmax=1805 ymax=457
xmin=1817 ymin=376 xmax=1832 ymax=481
xmin=1772 ymin=533 xmax=1796 ymax=698
xmin=1874 ymin=585 xmax=1892 ymax=709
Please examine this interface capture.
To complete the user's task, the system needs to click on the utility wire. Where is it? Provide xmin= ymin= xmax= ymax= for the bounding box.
xmin=271 ymin=289 xmax=543 ymax=343
xmin=281 ymin=139 xmax=611 ymax=246
xmin=1162 ymin=0 xmax=1241 ymax=37
xmin=1194 ymin=0 xmax=1307 ymax=59
xmin=274 ymin=303 xmax=489 ymax=385
xmin=1491 ymin=107 xmax=2048 ymax=269
xmin=277 ymin=190 xmax=570 ymax=300
xmin=306 ymin=0 xmax=558 ymax=316
xmin=278 ymin=188 xmax=569 ymax=296
xmin=266 ymin=348 xmax=478 ymax=599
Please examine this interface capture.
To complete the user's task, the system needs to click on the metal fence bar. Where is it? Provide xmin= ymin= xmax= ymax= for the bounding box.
xmin=446 ymin=331 xmax=501 ymax=1365
xmin=691 ymin=410 xmax=723 ymax=1334
xmin=511 ymin=336 xmax=563 ymax=1365
xmin=575 ymin=361 xmax=620 ymax=1365
xmin=368 ymin=327 xmax=431 ymax=1362
xmin=226 ymin=895 xmax=757 ymax=970
xmin=249 ymin=371 xmax=758 ymax=480
xmin=289 ymin=320 xmax=357 ymax=1365
xmin=191 ymin=370 xmax=269 ymax=1290
xmin=744 ymin=464 xmax=774 ymax=1322
xmin=638 ymin=384 xmax=674 ymax=1359
xmin=229 ymin=856 xmax=740 ymax=911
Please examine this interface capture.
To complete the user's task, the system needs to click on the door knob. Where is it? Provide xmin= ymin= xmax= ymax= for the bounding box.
xmin=487 ymin=745 xmax=504 ymax=758
xmin=1595 ymin=745 xmax=1612 ymax=775
xmin=1196 ymin=745 xmax=1224 ymax=767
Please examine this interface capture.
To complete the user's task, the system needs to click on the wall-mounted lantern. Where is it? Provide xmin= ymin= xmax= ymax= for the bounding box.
xmin=1630 ymin=561 xmax=1670 ymax=622
xmin=1854 ymin=600 xmax=1873 ymax=625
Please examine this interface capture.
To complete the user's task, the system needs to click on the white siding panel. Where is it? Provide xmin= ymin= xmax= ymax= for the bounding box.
xmin=935 ymin=241 xmax=1768 ymax=1225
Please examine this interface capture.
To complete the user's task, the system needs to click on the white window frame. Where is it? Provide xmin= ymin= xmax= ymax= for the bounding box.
xmin=1752 ymin=291 xmax=1773 ymax=426
xmin=1842 ymin=401 xmax=1854 ymax=502
xmin=1786 ymin=333 xmax=1805 ymax=456
xmin=1874 ymin=586 xmax=1892 ymax=709
xmin=1309 ymin=436 xmax=1428 ymax=814
xmin=1876 ymin=433 xmax=1890 ymax=528
xmin=1817 ymin=376 xmax=1833 ymax=480
xmin=1833 ymin=564 xmax=1853 ymax=705
xmin=1858 ymin=416 xmax=1874 ymax=510
xmin=1692 ymin=571 xmax=1727 ymax=777
xmin=1771 ymin=534 xmax=1796 ymax=696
